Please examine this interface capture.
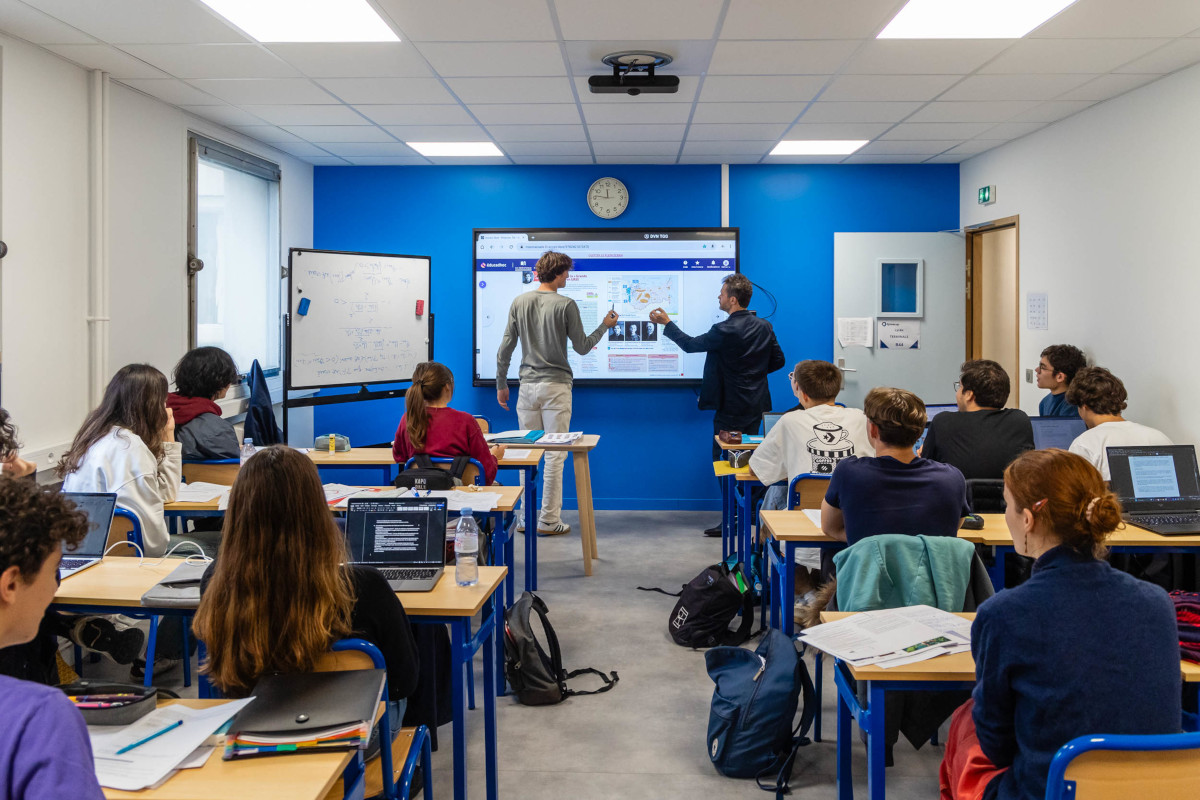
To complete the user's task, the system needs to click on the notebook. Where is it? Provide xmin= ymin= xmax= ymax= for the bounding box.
xmin=344 ymin=497 xmax=448 ymax=591
xmin=1030 ymin=416 xmax=1087 ymax=450
xmin=1108 ymin=444 xmax=1200 ymax=535
xmin=59 ymin=492 xmax=118 ymax=577
xmin=485 ymin=429 xmax=544 ymax=444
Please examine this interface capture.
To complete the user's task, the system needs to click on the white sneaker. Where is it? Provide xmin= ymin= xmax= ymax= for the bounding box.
xmin=537 ymin=522 xmax=571 ymax=536
xmin=515 ymin=519 xmax=525 ymax=533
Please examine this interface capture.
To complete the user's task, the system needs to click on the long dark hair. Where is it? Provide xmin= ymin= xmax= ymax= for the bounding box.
xmin=57 ymin=364 xmax=170 ymax=478
xmin=0 ymin=408 xmax=20 ymax=460
xmin=194 ymin=445 xmax=354 ymax=696
xmin=405 ymin=361 xmax=454 ymax=451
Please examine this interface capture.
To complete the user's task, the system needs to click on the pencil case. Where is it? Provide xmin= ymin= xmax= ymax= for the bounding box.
xmin=60 ymin=680 xmax=157 ymax=725
xmin=315 ymin=433 xmax=351 ymax=452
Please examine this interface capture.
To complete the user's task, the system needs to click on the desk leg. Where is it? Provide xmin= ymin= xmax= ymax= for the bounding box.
xmin=524 ymin=465 xmax=539 ymax=592
xmin=448 ymin=620 xmax=468 ymax=800
xmin=482 ymin=598 xmax=499 ymax=800
xmin=572 ymin=451 xmax=596 ymax=575
xmin=836 ymin=669 xmax=852 ymax=800
xmin=721 ymin=475 xmax=732 ymax=560
xmin=783 ymin=543 xmax=796 ymax=637
xmin=143 ymin=616 xmax=159 ymax=689
xmin=866 ymin=682 xmax=886 ymax=800
xmin=989 ymin=546 xmax=1008 ymax=592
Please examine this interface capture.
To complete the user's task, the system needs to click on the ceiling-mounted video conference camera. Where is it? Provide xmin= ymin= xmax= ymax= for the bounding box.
xmin=588 ymin=51 xmax=679 ymax=96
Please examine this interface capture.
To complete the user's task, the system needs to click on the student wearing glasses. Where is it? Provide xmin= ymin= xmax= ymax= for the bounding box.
xmin=1035 ymin=344 xmax=1087 ymax=418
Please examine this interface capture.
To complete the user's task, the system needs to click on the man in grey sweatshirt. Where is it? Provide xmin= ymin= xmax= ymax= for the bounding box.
xmin=496 ymin=251 xmax=619 ymax=534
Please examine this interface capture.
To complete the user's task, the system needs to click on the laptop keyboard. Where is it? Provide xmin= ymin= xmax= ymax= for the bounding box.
xmin=61 ymin=557 xmax=95 ymax=570
xmin=379 ymin=567 xmax=439 ymax=581
xmin=1134 ymin=514 xmax=1200 ymax=526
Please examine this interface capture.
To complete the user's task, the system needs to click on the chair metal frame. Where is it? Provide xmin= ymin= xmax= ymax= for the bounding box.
xmin=1044 ymin=730 xmax=1200 ymax=800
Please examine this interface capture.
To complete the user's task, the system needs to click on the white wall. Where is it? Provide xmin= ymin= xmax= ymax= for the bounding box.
xmin=0 ymin=34 xmax=314 ymax=468
xmin=960 ymin=63 xmax=1200 ymax=446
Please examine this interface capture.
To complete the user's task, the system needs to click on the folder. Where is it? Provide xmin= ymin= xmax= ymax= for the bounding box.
xmin=485 ymin=429 xmax=545 ymax=444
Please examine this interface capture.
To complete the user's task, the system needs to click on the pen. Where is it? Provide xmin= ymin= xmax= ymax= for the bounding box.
xmin=116 ymin=719 xmax=184 ymax=754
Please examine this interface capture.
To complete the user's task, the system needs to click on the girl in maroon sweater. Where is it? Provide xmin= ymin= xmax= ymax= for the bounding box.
xmin=392 ymin=362 xmax=503 ymax=484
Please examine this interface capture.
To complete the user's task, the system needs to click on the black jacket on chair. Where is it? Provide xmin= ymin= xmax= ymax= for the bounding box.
xmin=663 ymin=310 xmax=785 ymax=420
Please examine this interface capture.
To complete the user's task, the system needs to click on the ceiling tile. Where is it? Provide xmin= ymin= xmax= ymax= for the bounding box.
xmin=418 ymin=41 xmax=566 ymax=77
xmin=681 ymin=140 xmax=774 ymax=155
xmin=307 ymin=156 xmax=353 ymax=165
xmin=511 ymin=155 xmax=596 ymax=165
xmin=977 ymin=121 xmax=1049 ymax=140
xmin=444 ymin=76 xmax=574 ymax=104
xmin=225 ymin=125 xmax=306 ymax=143
xmin=858 ymin=140 xmax=960 ymax=155
xmin=189 ymin=78 xmax=337 ymax=105
xmin=581 ymin=103 xmax=693 ymax=125
xmin=798 ymin=101 xmax=923 ymax=123
xmin=924 ymin=154 xmax=966 ymax=163
xmin=721 ymin=0 xmax=901 ymax=39
xmin=27 ymin=0 xmax=249 ymax=43
xmin=845 ymin=39 xmax=1012 ymax=75
xmin=118 ymin=78 xmax=223 ymax=105
xmin=843 ymin=154 xmax=932 ymax=164
xmin=488 ymin=124 xmax=587 ymax=142
xmin=272 ymin=142 xmax=337 ymax=159
xmin=882 ymin=122 xmax=994 ymax=140
xmin=938 ymin=74 xmax=1096 ymax=102
xmin=353 ymin=104 xmax=476 ymax=125
xmin=1056 ymin=73 xmax=1161 ymax=101
xmin=502 ymin=141 xmax=593 ymax=156
xmin=265 ymin=43 xmax=431 ymax=78
xmin=555 ymin=0 xmax=724 ymax=40
xmin=692 ymin=102 xmax=806 ymax=123
xmin=469 ymin=104 xmax=582 ymax=125
xmin=979 ymin=39 xmax=1167 ymax=75
xmin=381 ymin=124 xmax=490 ymax=141
xmin=179 ymin=104 xmax=270 ymax=127
xmin=1031 ymin=0 xmax=1200 ymax=39
xmin=699 ymin=75 xmax=827 ymax=102
xmin=345 ymin=157 xmax=432 ymax=165
xmin=119 ymin=44 xmax=299 ymax=79
xmin=239 ymin=104 xmax=370 ymax=126
xmin=820 ymin=74 xmax=960 ymax=102
xmin=687 ymin=122 xmax=789 ymax=141
xmin=1008 ymin=100 xmax=1097 ymax=122
xmin=906 ymin=101 xmax=1040 ymax=123
xmin=595 ymin=155 xmax=677 ymax=164
xmin=707 ymin=40 xmax=858 ymax=75
xmin=316 ymin=77 xmax=455 ymax=104
xmin=43 ymin=44 xmax=168 ymax=78
xmin=592 ymin=141 xmax=681 ymax=156
xmin=785 ymin=121 xmax=892 ymax=139
xmin=588 ymin=123 xmax=687 ymax=141
xmin=563 ymin=40 xmax=713 ymax=76
xmin=574 ymin=75 xmax=699 ymax=103
xmin=280 ymin=125 xmax=396 ymax=143
xmin=375 ymin=0 xmax=557 ymax=41
xmin=319 ymin=142 xmax=420 ymax=157
xmin=0 ymin=1 xmax=94 ymax=43
xmin=947 ymin=140 xmax=1008 ymax=155
xmin=1116 ymin=38 xmax=1200 ymax=74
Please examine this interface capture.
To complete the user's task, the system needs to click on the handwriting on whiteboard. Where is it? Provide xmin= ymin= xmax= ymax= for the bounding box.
xmin=304 ymin=261 xmax=411 ymax=289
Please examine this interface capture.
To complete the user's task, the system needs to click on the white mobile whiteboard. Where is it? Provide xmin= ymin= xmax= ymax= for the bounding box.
xmin=286 ymin=248 xmax=432 ymax=389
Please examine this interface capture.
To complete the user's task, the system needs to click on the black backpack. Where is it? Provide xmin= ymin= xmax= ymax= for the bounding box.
xmin=649 ymin=560 xmax=755 ymax=649
xmin=503 ymin=592 xmax=618 ymax=706
xmin=393 ymin=454 xmax=470 ymax=490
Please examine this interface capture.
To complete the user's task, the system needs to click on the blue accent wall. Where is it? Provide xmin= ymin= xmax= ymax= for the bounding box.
xmin=312 ymin=163 xmax=958 ymax=511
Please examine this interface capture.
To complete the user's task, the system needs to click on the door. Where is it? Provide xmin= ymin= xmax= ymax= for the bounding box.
xmin=833 ymin=232 xmax=966 ymax=408
xmin=967 ymin=219 xmax=1020 ymax=406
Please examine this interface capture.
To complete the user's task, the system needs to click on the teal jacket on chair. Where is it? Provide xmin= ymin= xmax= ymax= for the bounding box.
xmin=832 ymin=534 xmax=976 ymax=613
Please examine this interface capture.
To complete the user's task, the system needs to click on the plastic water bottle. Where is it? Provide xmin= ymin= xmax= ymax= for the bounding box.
xmin=454 ymin=508 xmax=479 ymax=587
xmin=240 ymin=438 xmax=256 ymax=465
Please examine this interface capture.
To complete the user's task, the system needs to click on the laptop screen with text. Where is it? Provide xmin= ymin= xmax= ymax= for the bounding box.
xmin=345 ymin=499 xmax=447 ymax=567
xmin=1108 ymin=445 xmax=1200 ymax=511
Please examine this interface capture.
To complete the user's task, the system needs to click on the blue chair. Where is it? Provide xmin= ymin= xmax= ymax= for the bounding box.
xmin=472 ymin=414 xmax=492 ymax=434
xmin=180 ymin=458 xmax=240 ymax=485
xmin=1044 ymin=730 xmax=1200 ymax=800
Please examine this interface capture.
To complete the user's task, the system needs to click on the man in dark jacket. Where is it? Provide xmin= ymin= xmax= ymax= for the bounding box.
xmin=650 ymin=273 xmax=786 ymax=535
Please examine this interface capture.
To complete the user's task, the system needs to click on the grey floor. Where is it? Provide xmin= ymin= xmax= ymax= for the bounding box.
xmin=85 ymin=510 xmax=948 ymax=799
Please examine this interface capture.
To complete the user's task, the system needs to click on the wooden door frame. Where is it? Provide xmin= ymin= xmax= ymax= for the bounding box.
xmin=965 ymin=214 xmax=1020 ymax=357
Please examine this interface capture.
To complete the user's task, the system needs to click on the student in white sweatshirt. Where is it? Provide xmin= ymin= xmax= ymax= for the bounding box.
xmin=1066 ymin=366 xmax=1171 ymax=481
xmin=59 ymin=364 xmax=182 ymax=557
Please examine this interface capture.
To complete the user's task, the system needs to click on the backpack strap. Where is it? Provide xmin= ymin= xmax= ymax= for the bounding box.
xmin=448 ymin=455 xmax=472 ymax=481
xmin=413 ymin=453 xmax=435 ymax=470
xmin=527 ymin=594 xmax=567 ymax=686
xmin=719 ymin=566 xmax=757 ymax=646
xmin=755 ymin=655 xmax=818 ymax=796
xmin=562 ymin=667 xmax=619 ymax=697
xmin=635 ymin=586 xmax=683 ymax=597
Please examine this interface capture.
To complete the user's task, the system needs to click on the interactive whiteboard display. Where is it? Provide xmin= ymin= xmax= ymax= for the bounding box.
xmin=473 ymin=228 xmax=738 ymax=386
xmin=286 ymin=248 xmax=431 ymax=389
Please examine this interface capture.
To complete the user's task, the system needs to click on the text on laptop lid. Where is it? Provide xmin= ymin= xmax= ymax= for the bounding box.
xmin=1030 ymin=417 xmax=1087 ymax=450
xmin=345 ymin=498 xmax=447 ymax=567
xmin=1107 ymin=445 xmax=1200 ymax=512
xmin=60 ymin=492 xmax=117 ymax=556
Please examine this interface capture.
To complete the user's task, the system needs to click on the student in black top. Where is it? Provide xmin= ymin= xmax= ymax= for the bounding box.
xmin=922 ymin=360 xmax=1033 ymax=482
xmin=195 ymin=446 xmax=418 ymax=717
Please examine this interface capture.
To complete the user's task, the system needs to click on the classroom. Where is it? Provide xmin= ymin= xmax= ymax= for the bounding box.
xmin=2 ymin=1 xmax=1200 ymax=798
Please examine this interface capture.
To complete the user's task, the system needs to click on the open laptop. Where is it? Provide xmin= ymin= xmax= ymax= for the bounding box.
xmin=1108 ymin=445 xmax=1200 ymax=535
xmin=58 ymin=492 xmax=118 ymax=578
xmin=345 ymin=497 xmax=449 ymax=591
xmin=914 ymin=404 xmax=958 ymax=453
xmin=762 ymin=412 xmax=786 ymax=436
xmin=1031 ymin=416 xmax=1087 ymax=450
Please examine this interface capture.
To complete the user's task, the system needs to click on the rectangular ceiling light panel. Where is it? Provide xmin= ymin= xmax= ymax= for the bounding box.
xmin=769 ymin=140 xmax=868 ymax=156
xmin=406 ymin=142 xmax=504 ymax=157
xmin=200 ymin=0 xmax=399 ymax=42
xmin=878 ymin=0 xmax=1078 ymax=39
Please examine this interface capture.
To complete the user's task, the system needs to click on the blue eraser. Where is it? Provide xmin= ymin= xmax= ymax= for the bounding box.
xmin=297 ymin=297 xmax=311 ymax=315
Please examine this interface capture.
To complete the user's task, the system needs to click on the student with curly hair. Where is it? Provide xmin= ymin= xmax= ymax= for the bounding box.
xmin=167 ymin=346 xmax=240 ymax=461
xmin=0 ymin=478 xmax=105 ymax=799
xmin=940 ymin=449 xmax=1180 ymax=800
xmin=0 ymin=408 xmax=36 ymax=479
xmin=1066 ymin=366 xmax=1170 ymax=480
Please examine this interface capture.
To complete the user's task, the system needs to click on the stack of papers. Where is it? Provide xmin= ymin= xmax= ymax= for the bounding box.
xmin=799 ymin=605 xmax=972 ymax=669
xmin=502 ymin=448 xmax=533 ymax=460
xmin=322 ymin=483 xmax=362 ymax=505
xmin=330 ymin=487 xmax=409 ymax=509
xmin=411 ymin=489 xmax=503 ymax=513
xmin=539 ymin=432 xmax=582 ymax=444
xmin=174 ymin=482 xmax=230 ymax=504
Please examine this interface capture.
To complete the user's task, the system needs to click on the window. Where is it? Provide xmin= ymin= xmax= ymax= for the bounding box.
xmin=187 ymin=134 xmax=282 ymax=375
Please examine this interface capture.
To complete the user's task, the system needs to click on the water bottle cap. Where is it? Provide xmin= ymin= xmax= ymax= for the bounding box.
xmin=243 ymin=438 xmax=253 ymax=444
xmin=460 ymin=507 xmax=473 ymax=515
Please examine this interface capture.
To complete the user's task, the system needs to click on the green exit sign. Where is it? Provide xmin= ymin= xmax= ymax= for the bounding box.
xmin=978 ymin=185 xmax=997 ymax=205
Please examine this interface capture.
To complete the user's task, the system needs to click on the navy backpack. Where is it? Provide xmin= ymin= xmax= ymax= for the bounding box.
xmin=705 ymin=629 xmax=816 ymax=795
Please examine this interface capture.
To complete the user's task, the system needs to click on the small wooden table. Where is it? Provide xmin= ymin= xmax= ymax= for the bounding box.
xmin=519 ymin=435 xmax=602 ymax=581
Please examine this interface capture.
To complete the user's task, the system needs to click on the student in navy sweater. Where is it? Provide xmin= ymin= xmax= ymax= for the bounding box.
xmin=940 ymin=448 xmax=1180 ymax=800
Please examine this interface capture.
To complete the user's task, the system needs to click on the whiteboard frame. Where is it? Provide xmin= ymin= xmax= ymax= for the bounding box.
xmin=285 ymin=247 xmax=433 ymax=391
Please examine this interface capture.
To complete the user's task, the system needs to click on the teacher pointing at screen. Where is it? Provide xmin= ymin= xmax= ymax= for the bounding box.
xmin=497 ymin=251 xmax=619 ymax=536
xmin=650 ymin=273 xmax=785 ymax=537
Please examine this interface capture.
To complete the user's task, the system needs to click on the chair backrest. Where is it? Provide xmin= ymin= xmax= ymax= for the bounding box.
xmin=104 ymin=508 xmax=142 ymax=557
xmin=318 ymin=639 xmax=396 ymax=800
xmin=1045 ymin=731 xmax=1200 ymax=800
xmin=473 ymin=415 xmax=491 ymax=434
xmin=182 ymin=458 xmax=240 ymax=486
xmin=965 ymin=478 xmax=1006 ymax=514
xmin=403 ymin=456 xmax=484 ymax=486
xmin=787 ymin=474 xmax=831 ymax=510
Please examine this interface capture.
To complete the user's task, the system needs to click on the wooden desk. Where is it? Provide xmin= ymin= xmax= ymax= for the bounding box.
xmin=714 ymin=435 xmax=761 ymax=451
xmin=55 ymin=558 xmax=185 ymax=608
xmin=519 ymin=435 xmax=602 ymax=579
xmin=165 ymin=484 xmax=523 ymax=515
xmin=102 ymin=700 xmax=354 ymax=800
